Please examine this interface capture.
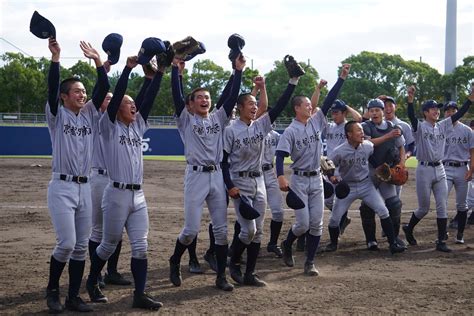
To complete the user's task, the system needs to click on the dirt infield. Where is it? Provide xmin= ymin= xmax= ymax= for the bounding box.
xmin=0 ymin=158 xmax=473 ymax=315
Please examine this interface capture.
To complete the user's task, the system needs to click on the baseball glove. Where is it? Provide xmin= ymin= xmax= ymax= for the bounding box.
xmin=375 ymin=163 xmax=392 ymax=182
xmin=284 ymin=55 xmax=305 ymax=78
xmin=172 ymin=36 xmax=200 ymax=59
xmin=156 ymin=41 xmax=174 ymax=69
xmin=389 ymin=164 xmax=409 ymax=186
xmin=375 ymin=163 xmax=408 ymax=185
xmin=320 ymin=156 xmax=336 ymax=176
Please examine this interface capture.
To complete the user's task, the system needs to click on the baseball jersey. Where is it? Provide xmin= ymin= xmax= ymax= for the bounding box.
xmin=443 ymin=121 xmax=474 ymax=162
xmin=389 ymin=117 xmax=415 ymax=148
xmin=277 ymin=110 xmax=326 ymax=171
xmin=91 ymin=111 xmax=107 ymax=170
xmin=177 ymin=106 xmax=228 ymax=166
xmin=262 ymin=130 xmax=280 ymax=165
xmin=224 ymin=114 xmax=272 ymax=172
xmin=99 ymin=113 xmax=148 ymax=184
xmin=46 ymin=100 xmax=98 ymax=176
xmin=329 ymin=140 xmax=373 ymax=182
xmin=413 ymin=118 xmax=453 ymax=162
xmin=325 ymin=121 xmax=346 ymax=157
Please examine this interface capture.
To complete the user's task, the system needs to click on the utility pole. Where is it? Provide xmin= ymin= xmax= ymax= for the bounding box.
xmin=445 ymin=0 xmax=457 ymax=101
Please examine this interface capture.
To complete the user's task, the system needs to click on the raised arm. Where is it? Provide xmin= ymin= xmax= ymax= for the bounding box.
xmin=321 ymin=64 xmax=351 ymax=116
xmin=451 ymin=92 xmax=474 ymax=123
xmin=107 ymin=56 xmax=137 ymax=122
xmin=47 ymin=38 xmax=61 ymax=115
xmin=346 ymin=105 xmax=362 ymax=122
xmin=215 ymin=73 xmax=235 ymax=110
xmin=268 ymin=79 xmax=298 ymax=123
xmin=139 ymin=69 xmax=164 ymax=122
xmin=222 ymin=54 xmax=246 ymax=117
xmin=254 ymin=76 xmax=268 ymax=119
xmin=79 ymin=41 xmax=109 ymax=109
xmin=171 ymin=59 xmax=185 ymax=116
xmin=406 ymin=85 xmax=418 ymax=131
xmin=310 ymin=79 xmax=327 ymax=114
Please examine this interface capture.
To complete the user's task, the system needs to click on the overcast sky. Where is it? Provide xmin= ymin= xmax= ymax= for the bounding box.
xmin=0 ymin=0 xmax=472 ymax=84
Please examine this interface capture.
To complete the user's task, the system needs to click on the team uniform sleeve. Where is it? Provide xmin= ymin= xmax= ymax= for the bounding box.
xmin=223 ymin=125 xmax=234 ymax=154
xmin=394 ymin=135 xmax=405 ymax=148
xmin=439 ymin=117 xmax=454 ymax=134
xmin=469 ymin=130 xmax=474 ymax=150
xmin=276 ymin=129 xmax=292 ymax=155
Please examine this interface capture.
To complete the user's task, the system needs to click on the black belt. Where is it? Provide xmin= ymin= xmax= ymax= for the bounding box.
xmin=113 ymin=182 xmax=141 ymax=190
xmin=238 ymin=171 xmax=262 ymax=178
xmin=98 ymin=169 xmax=107 ymax=175
xmin=294 ymin=170 xmax=319 ymax=177
xmin=262 ymin=164 xmax=274 ymax=171
xmin=192 ymin=164 xmax=219 ymax=172
xmin=443 ymin=161 xmax=468 ymax=167
xmin=59 ymin=174 xmax=88 ymax=183
xmin=420 ymin=161 xmax=442 ymax=167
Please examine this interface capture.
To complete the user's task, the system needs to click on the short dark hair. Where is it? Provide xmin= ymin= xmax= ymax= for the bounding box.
xmin=59 ymin=77 xmax=82 ymax=95
xmin=185 ymin=93 xmax=191 ymax=106
xmin=190 ymin=87 xmax=209 ymax=101
xmin=344 ymin=120 xmax=359 ymax=137
xmin=291 ymin=95 xmax=307 ymax=109
xmin=237 ymin=93 xmax=253 ymax=106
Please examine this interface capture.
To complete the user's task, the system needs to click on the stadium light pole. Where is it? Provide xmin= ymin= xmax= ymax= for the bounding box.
xmin=444 ymin=0 xmax=457 ymax=101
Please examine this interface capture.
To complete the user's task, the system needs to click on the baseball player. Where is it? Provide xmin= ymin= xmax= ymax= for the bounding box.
xmin=352 ymin=98 xmax=406 ymax=252
xmin=441 ymin=101 xmax=474 ymax=244
xmin=86 ymin=52 xmax=165 ymax=310
xmin=168 ymin=54 xmax=245 ymax=292
xmin=326 ymin=121 xmax=405 ymax=254
xmin=223 ymin=72 xmax=300 ymax=286
xmin=403 ymin=86 xmax=474 ymax=252
xmin=45 ymin=38 xmax=108 ymax=313
xmin=88 ymin=66 xmax=132 ymax=288
xmin=277 ymin=64 xmax=351 ymax=276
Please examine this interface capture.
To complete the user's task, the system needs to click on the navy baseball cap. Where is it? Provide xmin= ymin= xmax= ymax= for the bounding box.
xmin=137 ymin=37 xmax=166 ymax=65
xmin=443 ymin=101 xmax=458 ymax=111
xmin=335 ymin=181 xmax=350 ymax=199
xmin=102 ymin=33 xmax=123 ymax=65
xmin=384 ymin=96 xmax=396 ymax=104
xmin=286 ymin=187 xmax=305 ymax=210
xmin=30 ymin=11 xmax=56 ymax=39
xmin=367 ymin=98 xmax=384 ymax=110
xmin=239 ymin=195 xmax=260 ymax=220
xmin=422 ymin=100 xmax=443 ymax=112
xmin=184 ymin=41 xmax=206 ymax=61
xmin=228 ymin=33 xmax=245 ymax=65
xmin=331 ymin=99 xmax=347 ymax=112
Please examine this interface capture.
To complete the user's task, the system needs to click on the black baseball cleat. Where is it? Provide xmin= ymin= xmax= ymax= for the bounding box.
xmin=436 ymin=240 xmax=452 ymax=253
xmin=340 ymin=217 xmax=351 ymax=236
xmin=46 ymin=288 xmax=63 ymax=314
xmin=86 ymin=281 xmax=108 ymax=303
xmin=104 ymin=271 xmax=131 ymax=286
xmin=169 ymin=258 xmax=182 ymax=287
xmin=228 ymin=261 xmax=244 ymax=284
xmin=402 ymin=225 xmax=417 ymax=246
xmin=188 ymin=258 xmax=203 ymax=274
xmin=367 ymin=241 xmax=379 ymax=251
xmin=395 ymin=236 xmax=408 ymax=249
xmin=324 ymin=242 xmax=338 ymax=252
xmin=65 ymin=296 xmax=93 ymax=313
xmin=216 ymin=275 xmax=234 ymax=291
xmin=389 ymin=242 xmax=406 ymax=254
xmin=132 ymin=291 xmax=163 ymax=310
xmin=203 ymin=252 xmax=218 ymax=273
xmin=281 ymin=240 xmax=295 ymax=267
xmin=304 ymin=262 xmax=319 ymax=276
xmin=267 ymin=244 xmax=283 ymax=258
xmin=455 ymin=234 xmax=465 ymax=244
xmin=243 ymin=273 xmax=267 ymax=287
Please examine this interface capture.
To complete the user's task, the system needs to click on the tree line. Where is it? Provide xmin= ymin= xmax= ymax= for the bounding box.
xmin=0 ymin=51 xmax=472 ymax=118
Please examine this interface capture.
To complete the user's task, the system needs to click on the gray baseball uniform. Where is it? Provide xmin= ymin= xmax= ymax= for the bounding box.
xmin=224 ymin=115 xmax=272 ymax=244
xmin=47 ymin=99 xmax=97 ymax=262
xmin=443 ymin=122 xmax=474 ymax=213
xmin=324 ymin=121 xmax=346 ymax=209
xmin=262 ymin=130 xmax=284 ymax=222
xmin=328 ymin=140 xmax=390 ymax=228
xmin=276 ymin=110 xmax=326 ymax=237
xmin=412 ymin=118 xmax=452 ymax=219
